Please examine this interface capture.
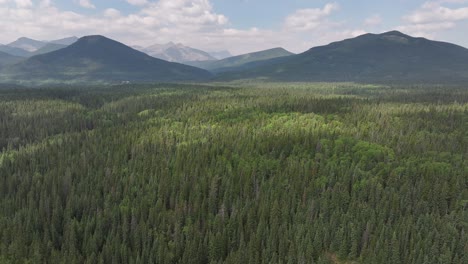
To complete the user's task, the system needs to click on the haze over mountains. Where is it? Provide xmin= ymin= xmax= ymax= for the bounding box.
xmin=1 ymin=31 xmax=468 ymax=84
xmin=187 ymin=47 xmax=294 ymax=73
xmin=0 ymin=51 xmax=22 ymax=68
xmin=209 ymin=50 xmax=232 ymax=60
xmin=138 ymin=42 xmax=217 ymax=63
xmin=0 ymin=37 xmax=79 ymax=57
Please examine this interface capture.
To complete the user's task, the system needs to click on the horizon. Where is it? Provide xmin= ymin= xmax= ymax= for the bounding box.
xmin=3 ymin=29 xmax=468 ymax=58
xmin=1 ymin=0 xmax=468 ymax=55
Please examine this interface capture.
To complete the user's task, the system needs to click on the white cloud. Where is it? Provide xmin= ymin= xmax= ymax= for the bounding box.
xmin=405 ymin=3 xmax=468 ymax=23
xmin=364 ymin=14 xmax=382 ymax=26
xmin=397 ymin=22 xmax=455 ymax=38
xmin=104 ymin=8 xmax=120 ymax=18
xmin=141 ymin=0 xmax=228 ymax=28
xmin=284 ymin=3 xmax=339 ymax=31
xmin=126 ymin=0 xmax=148 ymax=6
xmin=0 ymin=0 xmax=366 ymax=54
xmin=15 ymin=0 xmax=33 ymax=8
xmin=399 ymin=1 xmax=468 ymax=37
xmin=78 ymin=0 xmax=95 ymax=9
xmin=39 ymin=0 xmax=52 ymax=8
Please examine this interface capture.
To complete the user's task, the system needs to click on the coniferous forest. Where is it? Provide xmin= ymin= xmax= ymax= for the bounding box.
xmin=0 ymin=83 xmax=467 ymax=263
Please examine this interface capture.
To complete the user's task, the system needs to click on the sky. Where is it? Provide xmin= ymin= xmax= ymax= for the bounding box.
xmin=0 ymin=0 xmax=468 ymax=55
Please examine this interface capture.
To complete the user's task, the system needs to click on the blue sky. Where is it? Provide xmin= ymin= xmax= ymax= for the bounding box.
xmin=1 ymin=0 xmax=468 ymax=54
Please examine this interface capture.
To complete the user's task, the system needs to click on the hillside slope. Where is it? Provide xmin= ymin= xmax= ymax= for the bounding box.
xmin=0 ymin=51 xmax=22 ymax=68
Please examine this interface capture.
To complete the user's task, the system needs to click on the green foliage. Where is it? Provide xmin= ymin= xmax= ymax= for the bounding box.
xmin=0 ymin=82 xmax=467 ymax=263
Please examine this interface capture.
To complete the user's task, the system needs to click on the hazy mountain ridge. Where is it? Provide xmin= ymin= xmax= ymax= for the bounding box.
xmin=1 ymin=31 xmax=468 ymax=84
xmin=7 ymin=37 xmax=47 ymax=52
xmin=0 ymin=37 xmax=78 ymax=58
xmin=141 ymin=42 xmax=216 ymax=63
xmin=49 ymin=37 xmax=79 ymax=46
xmin=186 ymin=47 xmax=294 ymax=73
xmin=29 ymin=43 xmax=68 ymax=56
xmin=209 ymin=50 xmax=232 ymax=60
xmin=0 ymin=35 xmax=212 ymax=84
xmin=217 ymin=31 xmax=468 ymax=82
xmin=0 ymin=51 xmax=23 ymax=68
xmin=0 ymin=45 xmax=31 ymax=57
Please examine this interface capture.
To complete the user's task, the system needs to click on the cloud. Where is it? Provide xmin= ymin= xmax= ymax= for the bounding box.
xmin=39 ymin=0 xmax=52 ymax=8
xmin=141 ymin=0 xmax=228 ymax=28
xmin=15 ymin=0 xmax=33 ymax=8
xmin=284 ymin=3 xmax=339 ymax=31
xmin=396 ymin=22 xmax=455 ymax=39
xmin=399 ymin=0 xmax=468 ymax=37
xmin=126 ymin=0 xmax=148 ymax=6
xmin=364 ymin=14 xmax=382 ymax=26
xmin=104 ymin=8 xmax=120 ymax=18
xmin=0 ymin=0 xmax=365 ymax=54
xmin=78 ymin=0 xmax=95 ymax=9
xmin=405 ymin=2 xmax=468 ymax=23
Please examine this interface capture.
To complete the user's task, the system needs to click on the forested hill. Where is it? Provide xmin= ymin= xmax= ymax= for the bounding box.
xmin=217 ymin=31 xmax=468 ymax=82
xmin=0 ymin=35 xmax=212 ymax=84
xmin=0 ymin=83 xmax=467 ymax=263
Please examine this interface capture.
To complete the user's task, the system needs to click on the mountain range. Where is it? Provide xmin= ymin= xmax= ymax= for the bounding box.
xmin=0 ymin=35 xmax=211 ymax=84
xmin=186 ymin=47 xmax=294 ymax=73
xmin=1 ymin=31 xmax=468 ymax=84
xmin=138 ymin=42 xmax=217 ymax=63
xmin=218 ymin=31 xmax=468 ymax=83
xmin=0 ymin=37 xmax=78 ymax=57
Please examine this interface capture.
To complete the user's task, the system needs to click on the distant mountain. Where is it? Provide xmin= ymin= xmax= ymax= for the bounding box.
xmin=0 ymin=45 xmax=30 ymax=57
xmin=209 ymin=50 xmax=232 ymax=60
xmin=49 ymin=37 xmax=78 ymax=46
xmin=142 ymin=42 xmax=216 ymax=62
xmin=0 ymin=35 xmax=212 ymax=84
xmin=218 ymin=31 xmax=468 ymax=83
xmin=7 ymin=37 xmax=46 ymax=52
xmin=187 ymin=47 xmax=294 ymax=73
xmin=29 ymin=43 xmax=67 ymax=56
xmin=0 ymin=51 xmax=22 ymax=68
xmin=1 ymin=37 xmax=77 ymax=57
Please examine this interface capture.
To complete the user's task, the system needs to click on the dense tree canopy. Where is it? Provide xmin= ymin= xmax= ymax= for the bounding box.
xmin=0 ymin=83 xmax=467 ymax=263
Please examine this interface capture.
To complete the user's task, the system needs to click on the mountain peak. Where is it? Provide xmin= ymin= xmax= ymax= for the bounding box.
xmin=7 ymin=37 xmax=47 ymax=52
xmin=378 ymin=30 xmax=413 ymax=44
xmin=141 ymin=42 xmax=216 ymax=62
xmin=16 ymin=37 xmax=36 ymax=41
xmin=72 ymin=35 xmax=122 ymax=49
xmin=219 ymin=30 xmax=468 ymax=82
xmin=78 ymin=35 xmax=110 ymax=43
xmin=4 ymin=35 xmax=212 ymax=83
xmin=380 ymin=30 xmax=409 ymax=37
